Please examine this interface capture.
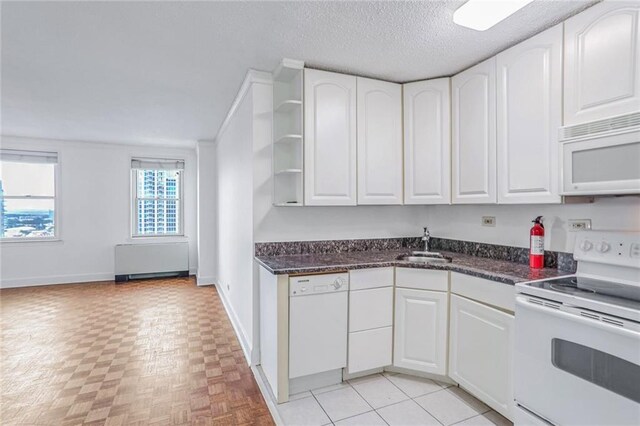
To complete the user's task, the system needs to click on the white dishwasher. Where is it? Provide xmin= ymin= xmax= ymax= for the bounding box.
xmin=289 ymin=273 xmax=349 ymax=379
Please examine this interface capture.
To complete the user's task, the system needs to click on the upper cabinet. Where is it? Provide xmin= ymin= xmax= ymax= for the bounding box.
xmin=496 ymin=25 xmax=562 ymax=204
xmin=403 ymin=78 xmax=451 ymax=205
xmin=564 ymin=1 xmax=640 ymax=125
xmin=274 ymin=1 xmax=639 ymax=208
xmin=304 ymin=69 xmax=357 ymax=206
xmin=357 ymin=77 xmax=403 ymax=205
xmin=452 ymin=58 xmax=497 ymax=204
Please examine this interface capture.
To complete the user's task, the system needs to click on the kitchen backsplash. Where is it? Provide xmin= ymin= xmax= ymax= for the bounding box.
xmin=254 ymin=237 xmax=422 ymax=256
xmin=254 ymin=237 xmax=577 ymax=271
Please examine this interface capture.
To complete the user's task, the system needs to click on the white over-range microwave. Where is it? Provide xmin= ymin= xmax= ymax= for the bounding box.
xmin=560 ymin=112 xmax=640 ymax=196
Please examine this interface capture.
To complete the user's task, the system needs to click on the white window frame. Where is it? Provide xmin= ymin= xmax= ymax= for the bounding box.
xmin=130 ymin=160 xmax=184 ymax=238
xmin=0 ymin=150 xmax=61 ymax=243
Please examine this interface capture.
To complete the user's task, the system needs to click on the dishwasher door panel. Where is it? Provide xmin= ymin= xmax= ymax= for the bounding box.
xmin=289 ymin=291 xmax=348 ymax=379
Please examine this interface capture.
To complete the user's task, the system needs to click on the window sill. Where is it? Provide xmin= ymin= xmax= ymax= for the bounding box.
xmin=0 ymin=238 xmax=62 ymax=245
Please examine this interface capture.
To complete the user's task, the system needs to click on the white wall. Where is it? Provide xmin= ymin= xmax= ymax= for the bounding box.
xmin=215 ymin=83 xmax=256 ymax=361
xmin=0 ymin=136 xmax=198 ymax=288
xmin=196 ymin=140 xmax=216 ymax=285
xmin=425 ymin=196 xmax=640 ymax=252
xmin=254 ymin=205 xmax=427 ymax=242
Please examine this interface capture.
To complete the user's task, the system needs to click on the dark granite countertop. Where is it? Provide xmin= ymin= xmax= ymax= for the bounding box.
xmin=255 ymin=249 xmax=573 ymax=285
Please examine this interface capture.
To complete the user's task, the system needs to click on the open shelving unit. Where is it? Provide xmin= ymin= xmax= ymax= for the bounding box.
xmin=273 ymin=59 xmax=304 ymax=206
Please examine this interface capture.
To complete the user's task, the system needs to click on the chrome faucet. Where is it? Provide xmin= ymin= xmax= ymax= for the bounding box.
xmin=422 ymin=226 xmax=431 ymax=252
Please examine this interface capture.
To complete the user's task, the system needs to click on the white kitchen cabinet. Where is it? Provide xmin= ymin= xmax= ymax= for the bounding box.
xmin=349 ymin=267 xmax=394 ymax=291
xmin=449 ymin=294 xmax=514 ymax=420
xmin=403 ymin=78 xmax=451 ymax=204
xmin=348 ymin=327 xmax=393 ymax=374
xmin=357 ymin=77 xmax=403 ymax=205
xmin=564 ymin=1 xmax=640 ymax=125
xmin=496 ymin=24 xmax=562 ymax=204
xmin=394 ymin=288 xmax=448 ymax=375
xmin=349 ymin=286 xmax=393 ymax=332
xmin=347 ymin=268 xmax=393 ymax=374
xmin=452 ymin=58 xmax=497 ymax=204
xmin=304 ymin=69 xmax=357 ymax=206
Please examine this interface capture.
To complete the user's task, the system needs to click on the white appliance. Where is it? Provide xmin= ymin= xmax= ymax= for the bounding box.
xmin=515 ymin=231 xmax=640 ymax=425
xmin=114 ymin=242 xmax=189 ymax=282
xmin=559 ymin=112 xmax=640 ymax=196
xmin=289 ymin=273 xmax=349 ymax=379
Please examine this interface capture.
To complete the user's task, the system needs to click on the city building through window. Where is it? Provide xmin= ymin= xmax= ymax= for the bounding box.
xmin=131 ymin=158 xmax=184 ymax=237
xmin=0 ymin=150 xmax=58 ymax=240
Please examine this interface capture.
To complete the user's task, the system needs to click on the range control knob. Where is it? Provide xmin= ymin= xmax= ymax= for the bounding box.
xmin=580 ymin=240 xmax=593 ymax=252
xmin=596 ymin=242 xmax=611 ymax=253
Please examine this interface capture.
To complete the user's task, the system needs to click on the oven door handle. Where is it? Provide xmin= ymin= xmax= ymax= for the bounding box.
xmin=516 ymin=296 xmax=640 ymax=339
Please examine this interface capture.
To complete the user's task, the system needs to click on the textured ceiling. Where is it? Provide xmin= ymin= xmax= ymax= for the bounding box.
xmin=1 ymin=0 xmax=598 ymax=146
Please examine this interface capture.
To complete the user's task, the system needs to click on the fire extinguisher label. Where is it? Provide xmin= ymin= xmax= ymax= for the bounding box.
xmin=530 ymin=236 xmax=544 ymax=255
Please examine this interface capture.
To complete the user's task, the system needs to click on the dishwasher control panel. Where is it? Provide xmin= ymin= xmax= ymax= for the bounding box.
xmin=290 ymin=273 xmax=349 ymax=296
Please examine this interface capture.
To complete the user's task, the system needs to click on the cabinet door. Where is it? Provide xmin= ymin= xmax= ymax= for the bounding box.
xmin=394 ymin=288 xmax=447 ymax=375
xmin=304 ymin=69 xmax=357 ymax=205
xmin=449 ymin=294 xmax=514 ymax=420
xmin=357 ymin=77 xmax=403 ymax=205
xmin=564 ymin=1 xmax=640 ymax=125
xmin=349 ymin=287 xmax=393 ymax=332
xmin=403 ymin=78 xmax=451 ymax=205
xmin=452 ymin=58 xmax=497 ymax=204
xmin=348 ymin=327 xmax=393 ymax=374
xmin=496 ymin=25 xmax=562 ymax=204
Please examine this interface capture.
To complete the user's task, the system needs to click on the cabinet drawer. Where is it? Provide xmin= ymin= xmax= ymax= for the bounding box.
xmin=349 ymin=286 xmax=393 ymax=332
xmin=349 ymin=267 xmax=394 ymax=290
xmin=348 ymin=327 xmax=392 ymax=374
xmin=395 ymin=267 xmax=448 ymax=291
xmin=450 ymin=273 xmax=515 ymax=312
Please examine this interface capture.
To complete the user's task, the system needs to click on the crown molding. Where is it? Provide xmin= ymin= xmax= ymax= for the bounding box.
xmin=214 ymin=69 xmax=273 ymax=144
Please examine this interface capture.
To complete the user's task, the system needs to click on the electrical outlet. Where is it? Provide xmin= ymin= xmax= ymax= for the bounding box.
xmin=482 ymin=216 xmax=496 ymax=227
xmin=568 ymin=219 xmax=592 ymax=231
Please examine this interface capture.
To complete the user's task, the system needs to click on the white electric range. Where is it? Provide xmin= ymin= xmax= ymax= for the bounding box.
xmin=514 ymin=231 xmax=640 ymax=426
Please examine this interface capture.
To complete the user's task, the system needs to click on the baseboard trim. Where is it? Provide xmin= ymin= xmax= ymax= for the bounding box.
xmin=196 ymin=275 xmax=216 ymax=286
xmin=253 ymin=365 xmax=284 ymax=425
xmin=215 ymin=283 xmax=253 ymax=365
xmin=0 ymin=273 xmax=114 ymax=289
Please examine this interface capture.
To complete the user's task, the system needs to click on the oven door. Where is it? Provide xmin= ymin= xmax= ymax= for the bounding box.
xmin=560 ymin=129 xmax=640 ymax=195
xmin=515 ymin=295 xmax=640 ymax=425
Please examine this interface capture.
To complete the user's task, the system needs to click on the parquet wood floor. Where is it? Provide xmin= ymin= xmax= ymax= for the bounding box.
xmin=0 ymin=277 xmax=274 ymax=425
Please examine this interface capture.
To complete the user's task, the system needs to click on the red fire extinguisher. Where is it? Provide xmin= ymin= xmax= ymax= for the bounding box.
xmin=530 ymin=216 xmax=545 ymax=269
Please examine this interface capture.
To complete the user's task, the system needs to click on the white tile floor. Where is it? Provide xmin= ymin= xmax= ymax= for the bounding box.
xmin=275 ymin=373 xmax=513 ymax=426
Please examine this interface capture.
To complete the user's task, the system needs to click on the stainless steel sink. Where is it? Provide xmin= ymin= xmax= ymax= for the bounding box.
xmin=396 ymin=252 xmax=452 ymax=264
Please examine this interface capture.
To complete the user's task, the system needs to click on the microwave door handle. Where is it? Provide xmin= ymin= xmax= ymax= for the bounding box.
xmin=516 ymin=296 xmax=640 ymax=339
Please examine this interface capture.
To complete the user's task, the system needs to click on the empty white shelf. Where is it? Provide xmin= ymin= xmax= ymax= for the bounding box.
xmin=275 ymin=169 xmax=303 ymax=175
xmin=275 ymin=99 xmax=302 ymax=113
xmin=274 ymin=201 xmax=303 ymax=207
xmin=275 ymin=134 xmax=303 ymax=144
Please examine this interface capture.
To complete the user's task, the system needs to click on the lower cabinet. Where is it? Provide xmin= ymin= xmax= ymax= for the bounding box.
xmin=347 ymin=268 xmax=394 ymax=374
xmin=348 ymin=327 xmax=393 ymax=373
xmin=393 ymin=288 xmax=448 ymax=375
xmin=449 ymin=293 xmax=515 ymax=420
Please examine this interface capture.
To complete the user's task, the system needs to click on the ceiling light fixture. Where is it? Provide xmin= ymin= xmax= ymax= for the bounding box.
xmin=453 ymin=0 xmax=535 ymax=31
